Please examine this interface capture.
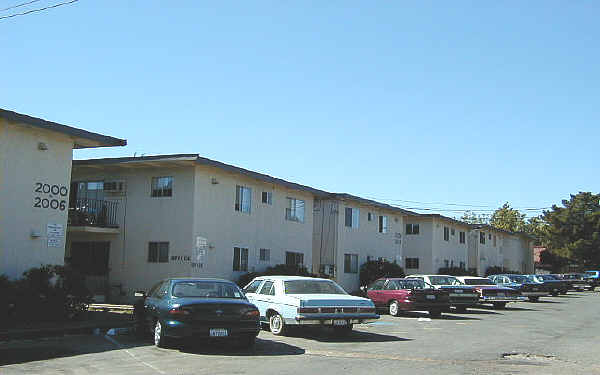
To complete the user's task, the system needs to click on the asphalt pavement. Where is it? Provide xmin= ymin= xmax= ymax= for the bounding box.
xmin=1 ymin=291 xmax=599 ymax=375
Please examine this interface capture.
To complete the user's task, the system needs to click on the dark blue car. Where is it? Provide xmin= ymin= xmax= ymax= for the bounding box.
xmin=135 ymin=278 xmax=260 ymax=348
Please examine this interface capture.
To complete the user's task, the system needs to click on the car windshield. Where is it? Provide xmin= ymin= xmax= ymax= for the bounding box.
xmin=401 ymin=279 xmax=428 ymax=289
xmin=429 ymin=276 xmax=461 ymax=285
xmin=538 ymin=275 xmax=557 ymax=281
xmin=585 ymin=271 xmax=597 ymax=277
xmin=463 ymin=278 xmax=495 ymax=285
xmin=508 ymin=275 xmax=530 ymax=283
xmin=284 ymin=280 xmax=347 ymax=295
xmin=172 ymin=281 xmax=245 ymax=299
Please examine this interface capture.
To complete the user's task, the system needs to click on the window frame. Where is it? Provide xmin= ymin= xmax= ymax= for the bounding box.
xmin=285 ymin=197 xmax=305 ymax=223
xmin=233 ymin=247 xmax=249 ymax=271
xmin=443 ymin=226 xmax=450 ymax=241
xmin=151 ymin=176 xmax=173 ymax=198
xmin=148 ymin=242 xmax=169 ymax=263
xmin=261 ymin=191 xmax=272 ymax=205
xmin=480 ymin=232 xmax=486 ymax=244
xmin=378 ymin=215 xmax=388 ymax=233
xmin=259 ymin=248 xmax=270 ymax=262
xmin=344 ymin=253 xmax=359 ymax=274
xmin=405 ymin=257 xmax=419 ymax=269
xmin=459 ymin=231 xmax=466 ymax=244
xmin=285 ymin=251 xmax=304 ymax=267
xmin=344 ymin=207 xmax=360 ymax=228
xmin=235 ymin=185 xmax=252 ymax=214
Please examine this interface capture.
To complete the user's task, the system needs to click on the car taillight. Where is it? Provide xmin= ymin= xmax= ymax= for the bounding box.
xmin=244 ymin=309 xmax=260 ymax=318
xmin=168 ymin=308 xmax=190 ymax=316
xmin=297 ymin=307 xmax=320 ymax=314
xmin=359 ymin=307 xmax=375 ymax=313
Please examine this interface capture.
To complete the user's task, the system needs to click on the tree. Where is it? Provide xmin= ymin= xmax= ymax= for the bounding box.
xmin=523 ymin=215 xmax=550 ymax=246
xmin=460 ymin=211 xmax=488 ymax=224
xmin=489 ymin=203 xmax=526 ymax=232
xmin=543 ymin=192 xmax=600 ymax=269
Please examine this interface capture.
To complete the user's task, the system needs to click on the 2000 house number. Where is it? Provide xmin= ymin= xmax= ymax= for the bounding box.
xmin=33 ymin=182 xmax=68 ymax=211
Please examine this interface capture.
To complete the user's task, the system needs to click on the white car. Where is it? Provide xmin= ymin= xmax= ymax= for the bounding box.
xmin=406 ymin=274 xmax=480 ymax=312
xmin=243 ymin=276 xmax=379 ymax=336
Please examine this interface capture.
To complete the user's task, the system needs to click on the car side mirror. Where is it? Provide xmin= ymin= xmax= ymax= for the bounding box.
xmin=134 ymin=291 xmax=146 ymax=298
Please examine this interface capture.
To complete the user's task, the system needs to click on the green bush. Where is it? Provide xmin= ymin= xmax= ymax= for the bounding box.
xmin=437 ymin=267 xmax=477 ymax=276
xmin=359 ymin=260 xmax=404 ymax=289
xmin=237 ymin=264 xmax=316 ymax=287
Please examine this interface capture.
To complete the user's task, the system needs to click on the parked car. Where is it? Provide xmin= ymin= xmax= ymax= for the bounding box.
xmin=243 ymin=276 xmax=379 ymax=336
xmin=134 ymin=278 xmax=260 ymax=348
xmin=405 ymin=274 xmax=479 ymax=312
xmin=366 ymin=277 xmax=451 ymax=318
xmin=488 ymin=274 xmax=549 ymax=302
xmin=551 ymin=274 xmax=589 ymax=292
xmin=528 ymin=274 xmax=568 ymax=296
xmin=455 ymin=276 xmax=526 ymax=309
xmin=583 ymin=271 xmax=600 ymax=290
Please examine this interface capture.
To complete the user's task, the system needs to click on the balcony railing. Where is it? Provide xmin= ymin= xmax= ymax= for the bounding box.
xmin=68 ymin=198 xmax=119 ymax=228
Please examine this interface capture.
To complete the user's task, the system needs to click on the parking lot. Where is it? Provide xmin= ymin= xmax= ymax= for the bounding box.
xmin=2 ymin=291 xmax=599 ymax=375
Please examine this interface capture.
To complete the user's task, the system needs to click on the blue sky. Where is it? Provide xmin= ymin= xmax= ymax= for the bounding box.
xmin=2 ymin=1 xmax=598 ymax=218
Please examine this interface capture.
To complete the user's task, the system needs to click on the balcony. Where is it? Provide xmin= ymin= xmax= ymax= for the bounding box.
xmin=67 ymin=198 xmax=120 ymax=234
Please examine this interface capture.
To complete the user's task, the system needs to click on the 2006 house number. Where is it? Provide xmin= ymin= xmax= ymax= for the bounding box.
xmin=33 ymin=182 xmax=68 ymax=211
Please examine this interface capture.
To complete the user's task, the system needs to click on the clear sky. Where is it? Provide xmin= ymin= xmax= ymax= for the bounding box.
xmin=2 ymin=1 xmax=598 ymax=218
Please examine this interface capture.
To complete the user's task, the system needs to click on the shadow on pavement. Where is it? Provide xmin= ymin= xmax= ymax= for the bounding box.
xmin=284 ymin=328 xmax=412 ymax=343
xmin=502 ymin=306 xmax=539 ymax=312
xmin=177 ymin=337 xmax=305 ymax=356
xmin=532 ymin=300 xmax=563 ymax=304
xmin=395 ymin=311 xmax=481 ymax=321
xmin=451 ymin=308 xmax=502 ymax=315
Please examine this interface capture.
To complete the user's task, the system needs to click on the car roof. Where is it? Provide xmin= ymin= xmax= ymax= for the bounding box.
xmin=456 ymin=276 xmax=488 ymax=280
xmin=253 ymin=276 xmax=332 ymax=282
xmin=167 ymin=278 xmax=234 ymax=282
xmin=406 ymin=274 xmax=453 ymax=278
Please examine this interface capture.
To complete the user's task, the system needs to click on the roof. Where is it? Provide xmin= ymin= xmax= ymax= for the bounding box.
xmin=0 ymin=108 xmax=127 ymax=149
xmin=418 ymin=214 xmax=472 ymax=227
xmin=470 ymin=224 xmax=536 ymax=239
xmin=73 ymin=154 xmax=330 ymax=197
xmin=253 ymin=276 xmax=331 ymax=281
xmin=330 ymin=193 xmax=419 ymax=216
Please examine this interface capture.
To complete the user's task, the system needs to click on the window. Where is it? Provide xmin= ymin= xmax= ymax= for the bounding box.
xmin=345 ymin=207 xmax=360 ymax=228
xmin=451 ymin=228 xmax=455 ymax=236
xmin=459 ymin=261 xmax=465 ymax=269
xmin=480 ymin=232 xmax=486 ymax=244
xmin=384 ymin=280 xmax=399 ymax=290
xmin=243 ymin=280 xmax=263 ymax=294
xmin=405 ymin=258 xmax=419 ymax=269
xmin=259 ymin=281 xmax=275 ymax=295
xmin=285 ymin=198 xmax=305 ymax=222
xmin=443 ymin=227 xmax=450 ymax=241
xmin=233 ymin=247 xmax=249 ymax=271
xmin=344 ymin=254 xmax=358 ymax=273
xmin=444 ymin=260 xmax=450 ymax=268
xmin=488 ymin=233 xmax=492 ymax=240
xmin=406 ymin=223 xmax=419 ymax=235
xmin=148 ymin=242 xmax=169 ymax=263
xmin=235 ymin=185 xmax=252 ymax=213
xmin=378 ymin=215 xmax=388 ymax=233
xmin=493 ymin=235 xmax=497 ymax=247
xmin=368 ymin=279 xmax=386 ymax=291
xmin=151 ymin=177 xmax=173 ymax=197
xmin=259 ymin=248 xmax=270 ymax=262
xmin=459 ymin=231 xmax=466 ymax=244
xmin=285 ymin=251 xmax=304 ymax=266
xmin=261 ymin=191 xmax=272 ymax=205
xmin=367 ymin=212 xmax=373 ymax=221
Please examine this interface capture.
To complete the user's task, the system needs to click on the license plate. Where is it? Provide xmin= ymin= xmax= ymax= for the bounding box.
xmin=454 ymin=289 xmax=463 ymax=293
xmin=497 ymin=293 xmax=505 ymax=297
xmin=533 ymin=288 xmax=538 ymax=291
xmin=426 ymin=295 xmax=436 ymax=300
xmin=209 ymin=328 xmax=228 ymax=337
xmin=333 ymin=319 xmax=347 ymax=326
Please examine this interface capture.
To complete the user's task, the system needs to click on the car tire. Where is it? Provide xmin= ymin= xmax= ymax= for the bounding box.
xmin=389 ymin=300 xmax=400 ymax=317
xmin=454 ymin=306 xmax=467 ymax=313
xmin=154 ymin=320 xmax=170 ymax=348
xmin=269 ymin=313 xmax=286 ymax=336
xmin=492 ymin=302 xmax=506 ymax=310
xmin=429 ymin=309 xmax=442 ymax=318
xmin=528 ymin=296 xmax=539 ymax=302
xmin=333 ymin=324 xmax=353 ymax=336
xmin=551 ymin=291 xmax=559 ymax=296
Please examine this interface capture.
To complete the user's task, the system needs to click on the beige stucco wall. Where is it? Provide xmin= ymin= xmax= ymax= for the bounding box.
xmin=0 ymin=120 xmax=73 ymax=279
xmin=402 ymin=217 xmax=434 ymax=274
xmin=69 ymin=163 xmax=315 ymax=302
xmin=430 ymin=218 xmax=470 ymax=273
xmin=502 ymin=235 xmax=534 ymax=273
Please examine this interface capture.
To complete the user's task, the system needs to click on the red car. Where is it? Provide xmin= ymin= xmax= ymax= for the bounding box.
xmin=366 ymin=278 xmax=450 ymax=318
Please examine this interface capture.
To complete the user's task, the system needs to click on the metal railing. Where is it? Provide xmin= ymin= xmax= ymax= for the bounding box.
xmin=68 ymin=198 xmax=119 ymax=228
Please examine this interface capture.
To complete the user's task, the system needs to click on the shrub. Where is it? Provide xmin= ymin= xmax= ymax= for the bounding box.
xmin=437 ymin=267 xmax=477 ymax=276
xmin=237 ymin=264 xmax=316 ymax=287
xmin=359 ymin=260 xmax=404 ymax=289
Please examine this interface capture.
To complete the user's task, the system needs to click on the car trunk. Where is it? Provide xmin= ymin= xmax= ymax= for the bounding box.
xmin=289 ymin=294 xmax=373 ymax=308
xmin=411 ymin=289 xmax=449 ymax=303
xmin=175 ymin=298 xmax=252 ymax=323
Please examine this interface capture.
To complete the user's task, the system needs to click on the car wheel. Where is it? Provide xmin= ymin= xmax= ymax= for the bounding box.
xmin=333 ymin=324 xmax=353 ymax=336
xmin=492 ymin=302 xmax=506 ymax=310
xmin=429 ymin=309 xmax=442 ymax=318
xmin=454 ymin=306 xmax=467 ymax=313
xmin=528 ymin=296 xmax=539 ymax=302
xmin=269 ymin=313 xmax=286 ymax=336
xmin=551 ymin=291 xmax=559 ymax=296
xmin=154 ymin=320 xmax=169 ymax=348
xmin=389 ymin=300 xmax=400 ymax=317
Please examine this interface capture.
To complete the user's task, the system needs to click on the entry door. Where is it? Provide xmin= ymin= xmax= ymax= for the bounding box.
xmin=69 ymin=242 xmax=110 ymax=295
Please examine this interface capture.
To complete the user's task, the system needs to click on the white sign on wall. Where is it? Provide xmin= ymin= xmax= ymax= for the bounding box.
xmin=47 ymin=223 xmax=64 ymax=238
xmin=47 ymin=238 xmax=61 ymax=247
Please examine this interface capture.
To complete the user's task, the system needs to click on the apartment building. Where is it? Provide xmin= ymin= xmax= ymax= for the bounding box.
xmin=468 ymin=225 xmax=534 ymax=275
xmin=403 ymin=214 xmax=471 ymax=274
xmin=313 ymin=194 xmax=416 ymax=293
xmin=67 ymin=154 xmax=324 ymax=302
xmin=0 ymin=109 xmax=125 ymax=279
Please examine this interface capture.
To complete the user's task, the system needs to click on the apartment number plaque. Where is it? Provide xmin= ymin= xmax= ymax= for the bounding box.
xmin=33 ymin=182 xmax=68 ymax=211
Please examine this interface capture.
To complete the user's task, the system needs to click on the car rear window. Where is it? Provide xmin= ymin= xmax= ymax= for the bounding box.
xmin=463 ymin=278 xmax=494 ymax=285
xmin=284 ymin=280 xmax=347 ymax=295
xmin=172 ymin=281 xmax=244 ymax=298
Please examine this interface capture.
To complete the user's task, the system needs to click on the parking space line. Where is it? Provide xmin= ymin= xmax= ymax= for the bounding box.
xmin=103 ymin=335 xmax=166 ymax=374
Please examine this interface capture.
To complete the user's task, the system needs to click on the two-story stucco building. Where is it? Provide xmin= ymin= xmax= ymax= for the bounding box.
xmin=0 ymin=109 xmax=125 ymax=279
xmin=312 ymin=194 xmax=416 ymax=293
xmin=468 ymin=225 xmax=534 ymax=275
xmin=402 ymin=214 xmax=472 ymax=274
xmin=68 ymin=154 xmax=326 ymax=302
